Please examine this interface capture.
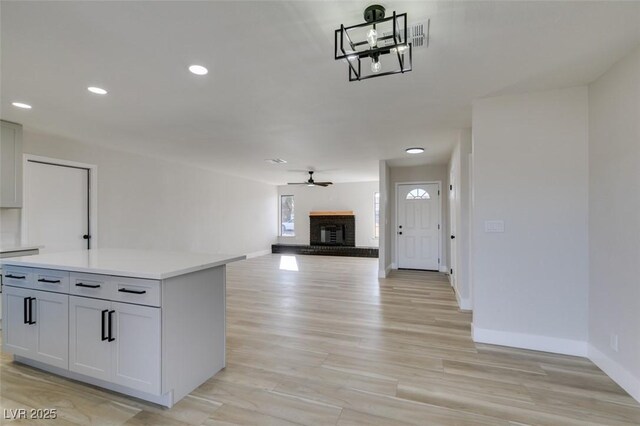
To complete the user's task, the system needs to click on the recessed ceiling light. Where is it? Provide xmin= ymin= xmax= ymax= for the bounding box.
xmin=188 ymin=65 xmax=208 ymax=75
xmin=11 ymin=102 xmax=32 ymax=109
xmin=405 ymin=147 xmax=425 ymax=154
xmin=87 ymin=86 xmax=108 ymax=95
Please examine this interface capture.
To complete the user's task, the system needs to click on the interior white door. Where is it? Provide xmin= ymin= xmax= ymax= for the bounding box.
xmin=449 ymin=166 xmax=458 ymax=289
xmin=397 ymin=183 xmax=440 ymax=270
xmin=26 ymin=160 xmax=89 ymax=253
xmin=69 ymin=295 xmax=111 ymax=381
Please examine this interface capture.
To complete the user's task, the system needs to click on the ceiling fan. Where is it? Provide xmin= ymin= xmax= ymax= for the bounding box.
xmin=287 ymin=171 xmax=333 ymax=187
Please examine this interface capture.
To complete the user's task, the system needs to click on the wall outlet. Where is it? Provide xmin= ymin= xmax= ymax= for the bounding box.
xmin=610 ymin=334 xmax=619 ymax=352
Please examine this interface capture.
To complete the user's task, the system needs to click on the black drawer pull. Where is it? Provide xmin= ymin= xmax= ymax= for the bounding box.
xmin=28 ymin=298 xmax=36 ymax=325
xmin=76 ymin=283 xmax=101 ymax=289
xmin=6 ymin=274 xmax=26 ymax=279
xmin=108 ymin=310 xmax=115 ymax=342
xmin=24 ymin=297 xmax=29 ymax=324
xmin=38 ymin=278 xmax=61 ymax=284
xmin=101 ymin=309 xmax=108 ymax=341
xmin=118 ymin=288 xmax=146 ymax=295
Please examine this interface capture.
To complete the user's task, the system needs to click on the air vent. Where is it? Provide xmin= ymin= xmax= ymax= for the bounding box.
xmin=265 ymin=158 xmax=287 ymax=164
xmin=382 ymin=19 xmax=430 ymax=49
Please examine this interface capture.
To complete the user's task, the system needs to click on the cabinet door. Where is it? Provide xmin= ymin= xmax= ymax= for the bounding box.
xmin=32 ymin=290 xmax=68 ymax=369
xmin=69 ymin=296 xmax=111 ymax=381
xmin=2 ymin=286 xmax=36 ymax=356
xmin=0 ymin=120 xmax=23 ymax=208
xmin=111 ymin=302 xmax=161 ymax=394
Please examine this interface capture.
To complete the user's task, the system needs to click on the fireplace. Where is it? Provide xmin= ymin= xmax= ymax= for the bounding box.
xmin=310 ymin=211 xmax=355 ymax=247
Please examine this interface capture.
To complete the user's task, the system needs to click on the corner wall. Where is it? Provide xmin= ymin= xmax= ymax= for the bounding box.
xmin=588 ymin=45 xmax=640 ymax=401
xmin=19 ymin=130 xmax=278 ymax=257
xmin=471 ymin=86 xmax=589 ymax=356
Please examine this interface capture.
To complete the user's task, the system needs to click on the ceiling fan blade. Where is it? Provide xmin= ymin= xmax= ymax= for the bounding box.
xmin=287 ymin=182 xmax=308 ymax=185
xmin=314 ymin=182 xmax=333 ymax=185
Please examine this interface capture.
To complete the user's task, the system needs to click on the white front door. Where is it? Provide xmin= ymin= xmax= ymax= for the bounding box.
xmin=25 ymin=160 xmax=90 ymax=253
xmin=397 ymin=183 xmax=440 ymax=270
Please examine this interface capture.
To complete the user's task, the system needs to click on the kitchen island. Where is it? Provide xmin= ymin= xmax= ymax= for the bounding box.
xmin=1 ymin=249 xmax=245 ymax=407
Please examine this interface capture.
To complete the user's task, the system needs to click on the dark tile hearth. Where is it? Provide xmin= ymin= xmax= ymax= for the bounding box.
xmin=272 ymin=244 xmax=378 ymax=258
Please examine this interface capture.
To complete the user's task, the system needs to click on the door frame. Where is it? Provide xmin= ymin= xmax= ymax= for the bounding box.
xmin=21 ymin=154 xmax=98 ymax=249
xmin=394 ymin=181 xmax=442 ymax=271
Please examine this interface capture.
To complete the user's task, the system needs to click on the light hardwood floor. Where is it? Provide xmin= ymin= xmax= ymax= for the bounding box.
xmin=1 ymin=254 xmax=639 ymax=425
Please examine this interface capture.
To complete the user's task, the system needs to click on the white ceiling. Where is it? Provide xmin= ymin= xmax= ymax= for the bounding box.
xmin=2 ymin=1 xmax=639 ymax=184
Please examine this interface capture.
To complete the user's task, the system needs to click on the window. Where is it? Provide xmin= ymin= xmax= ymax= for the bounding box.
xmin=406 ymin=188 xmax=430 ymax=200
xmin=374 ymin=192 xmax=380 ymax=239
xmin=280 ymin=195 xmax=295 ymax=236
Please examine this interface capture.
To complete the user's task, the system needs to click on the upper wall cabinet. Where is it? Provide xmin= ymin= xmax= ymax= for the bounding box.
xmin=0 ymin=120 xmax=23 ymax=208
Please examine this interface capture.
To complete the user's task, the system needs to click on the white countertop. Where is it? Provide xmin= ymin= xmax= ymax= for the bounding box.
xmin=0 ymin=248 xmax=246 ymax=279
xmin=0 ymin=244 xmax=42 ymax=254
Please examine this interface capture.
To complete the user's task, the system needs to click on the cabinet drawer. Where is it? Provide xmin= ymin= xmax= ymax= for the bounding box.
xmin=33 ymin=269 xmax=70 ymax=294
xmin=70 ymin=272 xmax=111 ymax=300
xmin=111 ymin=277 xmax=160 ymax=307
xmin=2 ymin=266 xmax=33 ymax=287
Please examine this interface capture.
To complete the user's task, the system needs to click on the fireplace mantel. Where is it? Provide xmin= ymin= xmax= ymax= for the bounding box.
xmin=309 ymin=210 xmax=354 ymax=216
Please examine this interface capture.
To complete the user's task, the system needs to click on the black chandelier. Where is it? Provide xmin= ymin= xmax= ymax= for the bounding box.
xmin=334 ymin=5 xmax=412 ymax=82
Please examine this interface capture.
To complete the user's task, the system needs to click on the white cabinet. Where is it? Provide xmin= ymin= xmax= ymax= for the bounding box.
xmin=0 ymin=120 xmax=23 ymax=208
xmin=68 ymin=296 xmax=161 ymax=394
xmin=69 ymin=296 xmax=111 ymax=381
xmin=111 ymin=302 xmax=161 ymax=394
xmin=2 ymin=286 xmax=68 ymax=369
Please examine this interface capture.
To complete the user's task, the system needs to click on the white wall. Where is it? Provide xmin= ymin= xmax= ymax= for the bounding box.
xmin=588 ymin=45 xmax=640 ymax=401
xmin=0 ymin=208 xmax=21 ymax=246
xmin=448 ymin=129 xmax=472 ymax=309
xmin=389 ymin=164 xmax=449 ymax=271
xmin=471 ymin=87 xmax=589 ymax=356
xmin=18 ymin=130 xmax=277 ymax=257
xmin=276 ymin=181 xmax=379 ymax=247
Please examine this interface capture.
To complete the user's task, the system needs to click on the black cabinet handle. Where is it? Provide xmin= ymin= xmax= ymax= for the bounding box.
xmin=23 ymin=297 xmax=29 ymax=324
xmin=118 ymin=288 xmax=146 ymax=295
xmin=107 ymin=310 xmax=115 ymax=342
xmin=76 ymin=283 xmax=101 ymax=289
xmin=28 ymin=298 xmax=36 ymax=325
xmin=101 ymin=309 xmax=108 ymax=341
xmin=38 ymin=278 xmax=61 ymax=284
xmin=6 ymin=274 xmax=26 ymax=279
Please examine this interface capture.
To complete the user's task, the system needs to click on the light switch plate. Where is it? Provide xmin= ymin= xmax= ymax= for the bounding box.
xmin=484 ymin=220 xmax=505 ymax=233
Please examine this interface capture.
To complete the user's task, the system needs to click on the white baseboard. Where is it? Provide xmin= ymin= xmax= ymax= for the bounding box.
xmin=391 ymin=262 xmax=397 ymax=269
xmin=379 ymin=264 xmax=392 ymax=278
xmin=589 ymin=344 xmax=640 ymax=403
xmin=439 ymin=265 xmax=448 ymax=273
xmin=472 ymin=325 xmax=588 ymax=357
xmin=246 ymin=249 xmax=271 ymax=259
xmin=454 ymin=290 xmax=472 ymax=311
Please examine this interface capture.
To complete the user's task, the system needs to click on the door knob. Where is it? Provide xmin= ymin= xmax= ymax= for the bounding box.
xmin=450 ymin=235 xmax=456 ymax=239
xmin=398 ymin=232 xmax=403 ymax=235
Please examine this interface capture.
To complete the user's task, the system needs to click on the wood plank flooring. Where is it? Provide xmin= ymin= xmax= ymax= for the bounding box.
xmin=1 ymin=254 xmax=639 ymax=425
